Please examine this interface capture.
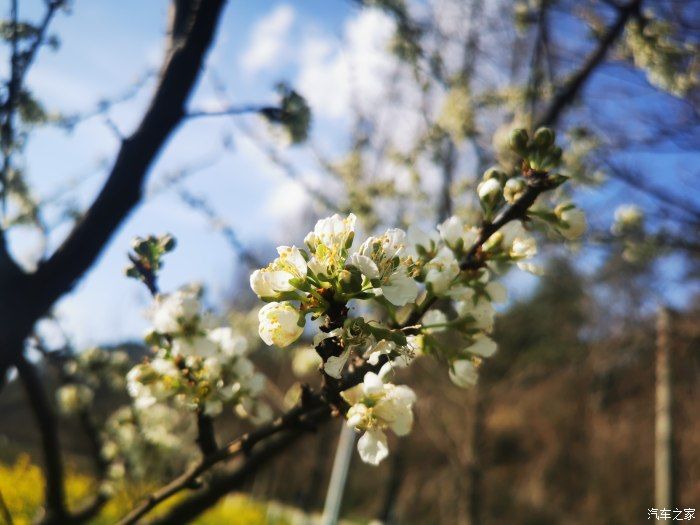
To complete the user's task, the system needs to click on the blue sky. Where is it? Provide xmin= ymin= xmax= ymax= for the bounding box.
xmin=10 ymin=0 xmax=386 ymax=347
xmin=5 ymin=0 xmax=699 ymax=348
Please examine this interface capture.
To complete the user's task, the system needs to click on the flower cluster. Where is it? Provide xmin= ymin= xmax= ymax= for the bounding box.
xmin=624 ymin=16 xmax=699 ymax=97
xmin=101 ymin=404 xmax=197 ymax=483
xmin=56 ymin=346 xmax=131 ymax=416
xmin=126 ymin=286 xmax=269 ymax=421
xmin=247 ymin=127 xmax=585 ymax=465
xmin=612 ymin=204 xmax=644 ymax=235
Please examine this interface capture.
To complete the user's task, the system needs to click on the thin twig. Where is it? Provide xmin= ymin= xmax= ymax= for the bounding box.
xmin=177 ymin=188 xmax=263 ymax=269
xmin=535 ymin=0 xmax=642 ymax=128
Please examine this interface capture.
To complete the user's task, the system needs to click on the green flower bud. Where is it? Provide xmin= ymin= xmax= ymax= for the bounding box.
xmin=533 ymin=127 xmax=555 ymax=150
xmin=338 ymin=268 xmax=363 ymax=294
xmin=132 ymin=238 xmax=150 ymax=256
xmin=483 ymin=167 xmax=507 ymax=183
xmin=509 ymin=128 xmax=529 ymax=155
xmin=541 ymin=146 xmax=562 ymax=169
xmin=160 ymin=234 xmax=176 ymax=252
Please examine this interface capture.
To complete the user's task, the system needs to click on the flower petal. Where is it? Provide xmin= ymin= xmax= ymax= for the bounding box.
xmin=357 ymin=429 xmax=389 ymax=466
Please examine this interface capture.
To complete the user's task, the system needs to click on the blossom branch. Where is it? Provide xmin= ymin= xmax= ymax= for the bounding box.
xmin=126 ymin=237 xmax=223 ymax=459
xmin=121 ymin=159 xmax=566 ymax=522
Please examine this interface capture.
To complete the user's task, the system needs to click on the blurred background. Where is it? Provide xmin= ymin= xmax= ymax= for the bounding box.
xmin=0 ymin=0 xmax=698 ymax=523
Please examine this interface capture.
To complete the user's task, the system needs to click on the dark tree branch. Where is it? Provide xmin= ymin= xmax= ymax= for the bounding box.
xmin=29 ymin=0 xmax=228 ymax=330
xmin=33 ymin=336 xmax=111 ymax=524
xmin=117 ymin=402 xmax=330 ymax=525
xmin=535 ymin=0 xmax=642 ymax=129
xmin=196 ymin=411 xmax=219 ymax=456
xmin=147 ymin=428 xmax=318 ymax=525
xmin=15 ymin=355 xmax=68 ymax=524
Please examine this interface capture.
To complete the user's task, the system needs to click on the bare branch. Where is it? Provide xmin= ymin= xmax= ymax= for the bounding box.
xmin=196 ymin=412 xmax=218 ymax=456
xmin=535 ymin=0 xmax=642 ymax=128
xmin=16 ymin=355 xmax=68 ymax=524
xmin=25 ymin=0 xmax=228 ymax=349
xmin=185 ymin=104 xmax=276 ymax=120
xmin=117 ymin=402 xmax=330 ymax=525
xmin=147 ymin=428 xmax=317 ymax=525
xmin=177 ymin=188 xmax=263 ymax=268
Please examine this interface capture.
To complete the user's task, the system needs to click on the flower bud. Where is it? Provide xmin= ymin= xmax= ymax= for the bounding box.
xmin=339 ymin=268 xmax=363 ymax=294
xmin=509 ymin=128 xmax=529 ymax=155
xmin=258 ymin=302 xmax=304 ymax=348
xmin=541 ymin=146 xmax=562 ymax=169
xmin=477 ymin=177 xmax=502 ymax=205
xmin=555 ymin=204 xmax=587 ymax=240
xmin=533 ymin=127 xmax=555 ymax=150
xmin=503 ymin=178 xmax=526 ymax=203
xmin=482 ymin=167 xmax=506 ymax=183
xmin=160 ymin=234 xmax=176 ymax=252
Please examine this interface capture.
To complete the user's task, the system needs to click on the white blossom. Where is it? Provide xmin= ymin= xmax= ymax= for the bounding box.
xmin=465 ymin=335 xmax=497 ymax=358
xmin=305 ymin=214 xmax=356 ymax=278
xmin=456 ymin=296 xmax=495 ymax=332
xmin=208 ymin=327 xmax=248 ymax=357
xmin=292 ymin=347 xmax=323 ymax=377
xmin=56 ymin=384 xmax=94 ymax=415
xmin=406 ymin=224 xmax=437 ymax=255
xmin=556 ymin=205 xmax=587 ymax=240
xmin=485 ymin=281 xmax=508 ymax=304
xmin=612 ymin=204 xmax=644 ymax=234
xmin=382 ymin=268 xmax=418 ymax=306
xmin=258 ymin=302 xmax=304 ymax=347
xmin=422 ymin=309 xmax=448 ymax=332
xmin=449 ymin=359 xmax=479 ymax=388
xmin=351 ymin=229 xmax=418 ymax=306
xmin=424 ymin=246 xmax=460 ymax=294
xmin=305 ymin=213 xmax=357 ymax=251
xmin=150 ymin=288 xmax=201 ymax=333
xmin=250 ymin=245 xmax=307 ymax=298
xmin=342 ymin=372 xmax=416 ymax=465
xmin=477 ymin=177 xmax=502 ymax=203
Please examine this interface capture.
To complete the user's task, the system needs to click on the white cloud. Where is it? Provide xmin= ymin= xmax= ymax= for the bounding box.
xmin=266 ymin=179 xmax=309 ymax=219
xmin=240 ymin=5 xmax=295 ymax=74
xmin=296 ymin=9 xmax=396 ymax=121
